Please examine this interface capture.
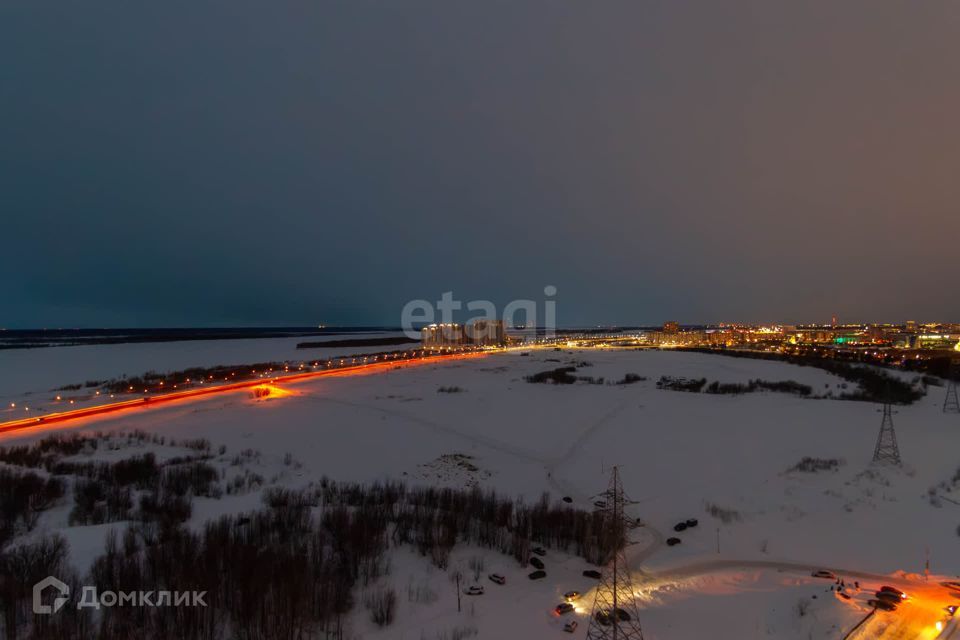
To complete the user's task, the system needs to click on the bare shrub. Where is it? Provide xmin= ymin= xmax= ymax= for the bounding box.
xmin=468 ymin=555 xmax=485 ymax=582
xmin=431 ymin=545 xmax=450 ymax=570
xmin=787 ymin=457 xmax=844 ymax=473
xmin=364 ymin=588 xmax=397 ymax=627
xmin=451 ymin=626 xmax=479 ymax=640
xmin=705 ymin=502 xmax=742 ymax=524
xmin=407 ymin=577 xmax=438 ymax=604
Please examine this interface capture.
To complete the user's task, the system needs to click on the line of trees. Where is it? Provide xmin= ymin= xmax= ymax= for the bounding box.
xmin=525 ymin=366 xmax=578 ymax=384
xmin=0 ymin=436 xmax=619 ymax=640
xmin=1 ymin=482 xmax=617 ymax=639
xmin=0 ymin=469 xmax=65 ymax=549
xmin=680 ymin=348 xmax=926 ymax=404
xmin=656 ymin=376 xmax=708 ymax=392
xmin=704 ymin=379 xmax=813 ymax=396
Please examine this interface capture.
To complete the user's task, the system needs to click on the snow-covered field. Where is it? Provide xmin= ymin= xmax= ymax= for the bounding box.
xmin=0 ymin=331 xmax=408 ymax=404
xmin=3 ymin=346 xmax=959 ymax=639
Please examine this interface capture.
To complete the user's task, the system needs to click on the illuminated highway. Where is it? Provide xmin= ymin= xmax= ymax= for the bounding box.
xmin=0 ymin=336 xmax=588 ymax=438
xmin=0 ymin=349 xmax=493 ymax=437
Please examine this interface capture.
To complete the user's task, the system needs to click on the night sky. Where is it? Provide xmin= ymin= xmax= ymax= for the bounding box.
xmin=3 ymin=2 xmax=959 ymax=328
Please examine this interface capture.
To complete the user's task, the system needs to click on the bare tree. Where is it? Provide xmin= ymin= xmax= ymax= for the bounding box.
xmin=364 ymin=588 xmax=397 ymax=627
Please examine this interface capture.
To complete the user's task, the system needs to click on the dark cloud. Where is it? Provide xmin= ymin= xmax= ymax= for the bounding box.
xmin=2 ymin=1 xmax=959 ymax=327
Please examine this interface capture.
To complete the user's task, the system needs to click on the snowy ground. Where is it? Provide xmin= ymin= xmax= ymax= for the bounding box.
xmin=0 ymin=331 xmax=407 ymax=401
xmin=3 ymin=347 xmax=959 ymax=639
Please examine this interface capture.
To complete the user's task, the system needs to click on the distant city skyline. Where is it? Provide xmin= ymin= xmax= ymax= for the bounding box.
xmin=3 ymin=2 xmax=960 ymax=328
xmin=3 ymin=317 xmax=960 ymax=331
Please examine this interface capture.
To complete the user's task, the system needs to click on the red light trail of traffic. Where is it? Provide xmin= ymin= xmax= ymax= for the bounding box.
xmin=0 ymin=351 xmax=489 ymax=438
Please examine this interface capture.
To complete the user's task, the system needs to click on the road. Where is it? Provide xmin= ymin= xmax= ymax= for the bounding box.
xmin=638 ymin=558 xmax=960 ymax=639
xmin=939 ymin=616 xmax=960 ymax=639
xmin=0 ymin=350 xmax=491 ymax=438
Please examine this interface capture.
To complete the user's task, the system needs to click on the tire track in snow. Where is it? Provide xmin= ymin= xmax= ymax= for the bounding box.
xmin=303 ymin=388 xmax=669 ymax=567
xmin=299 ymin=394 xmax=546 ymax=464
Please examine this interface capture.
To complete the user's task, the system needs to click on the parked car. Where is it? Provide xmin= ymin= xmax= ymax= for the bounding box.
xmin=685 ymin=518 xmax=699 ymax=528
xmin=868 ymin=598 xmax=898 ymax=612
xmin=528 ymin=570 xmax=547 ymax=580
xmin=555 ymin=603 xmax=574 ymax=615
xmin=878 ymin=586 xmax=907 ymax=600
xmin=531 ymin=546 xmax=547 ymax=556
xmin=488 ymin=573 xmax=506 ymax=585
xmin=595 ymin=608 xmax=631 ymax=625
xmin=562 ymin=496 xmax=573 ymax=503
xmin=666 ymin=537 xmax=681 ymax=546
xmin=563 ymin=591 xmax=580 ymax=601
xmin=811 ymin=570 xmax=837 ymax=580
xmin=563 ymin=620 xmax=578 ymax=633
xmin=530 ymin=557 xmax=545 ymax=570
xmin=673 ymin=522 xmax=688 ymax=532
xmin=463 ymin=585 xmax=485 ymax=596
xmin=583 ymin=570 xmax=602 ymax=579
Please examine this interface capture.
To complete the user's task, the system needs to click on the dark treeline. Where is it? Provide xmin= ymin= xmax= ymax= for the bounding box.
xmin=96 ymin=363 xmax=286 ymax=394
xmin=679 ymin=348 xmax=926 ymax=404
xmin=68 ymin=456 xmax=220 ymax=527
xmin=0 ymin=534 xmax=89 ymax=640
xmin=787 ymin=457 xmax=844 ymax=473
xmin=704 ymin=379 xmax=813 ymax=396
xmin=0 ymin=469 xmax=65 ymax=549
xmin=296 ymin=336 xmax=417 ymax=349
xmin=525 ymin=366 xmax=646 ymax=387
xmin=0 ymin=328 xmax=356 ymax=351
xmin=0 ymin=438 xmax=618 ymax=640
xmin=0 ymin=432 xmax=212 ymax=472
xmin=0 ymin=433 xmax=219 ymax=530
xmin=61 ymin=482 xmax=616 ymax=640
xmin=525 ymin=367 xmax=578 ymax=384
xmin=656 ymin=376 xmax=708 ymax=392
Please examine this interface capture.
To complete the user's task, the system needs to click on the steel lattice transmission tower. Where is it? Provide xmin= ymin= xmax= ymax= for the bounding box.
xmin=872 ymin=402 xmax=902 ymax=466
xmin=585 ymin=466 xmax=645 ymax=640
xmin=944 ymin=363 xmax=960 ymax=414
xmin=945 ymin=380 xmax=960 ymax=414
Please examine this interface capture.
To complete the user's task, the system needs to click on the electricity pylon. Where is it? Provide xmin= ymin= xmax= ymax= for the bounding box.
xmin=872 ymin=401 xmax=902 ymax=466
xmin=585 ymin=466 xmax=645 ymax=640
xmin=945 ymin=380 xmax=960 ymax=414
xmin=944 ymin=364 xmax=960 ymax=414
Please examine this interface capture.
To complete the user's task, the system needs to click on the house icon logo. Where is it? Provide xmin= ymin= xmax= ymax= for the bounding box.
xmin=33 ymin=576 xmax=70 ymax=614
